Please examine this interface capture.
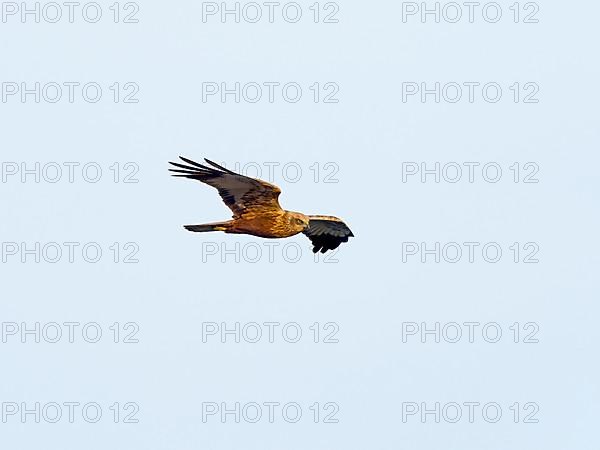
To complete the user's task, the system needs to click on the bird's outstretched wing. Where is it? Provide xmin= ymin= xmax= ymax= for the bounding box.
xmin=303 ymin=215 xmax=354 ymax=254
xmin=169 ymin=157 xmax=283 ymax=217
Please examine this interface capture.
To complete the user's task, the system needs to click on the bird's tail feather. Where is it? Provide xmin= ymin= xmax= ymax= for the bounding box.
xmin=184 ymin=222 xmax=230 ymax=233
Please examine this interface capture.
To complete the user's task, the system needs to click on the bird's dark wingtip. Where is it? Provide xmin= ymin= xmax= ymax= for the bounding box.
xmin=203 ymin=158 xmax=217 ymax=168
xmin=203 ymin=158 xmax=238 ymax=175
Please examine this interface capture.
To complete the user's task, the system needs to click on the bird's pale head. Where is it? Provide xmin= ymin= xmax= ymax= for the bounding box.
xmin=285 ymin=211 xmax=310 ymax=233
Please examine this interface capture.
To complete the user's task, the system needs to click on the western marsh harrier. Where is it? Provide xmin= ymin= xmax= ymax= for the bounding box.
xmin=169 ymin=157 xmax=354 ymax=253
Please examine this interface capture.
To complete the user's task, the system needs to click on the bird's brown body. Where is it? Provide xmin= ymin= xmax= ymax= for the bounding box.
xmin=217 ymin=210 xmax=309 ymax=239
xmin=169 ymin=157 xmax=354 ymax=253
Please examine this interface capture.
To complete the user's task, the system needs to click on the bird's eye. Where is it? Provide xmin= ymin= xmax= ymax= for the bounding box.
xmin=295 ymin=218 xmax=303 ymax=225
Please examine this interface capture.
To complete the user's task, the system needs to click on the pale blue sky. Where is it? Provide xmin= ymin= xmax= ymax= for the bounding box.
xmin=1 ymin=1 xmax=599 ymax=449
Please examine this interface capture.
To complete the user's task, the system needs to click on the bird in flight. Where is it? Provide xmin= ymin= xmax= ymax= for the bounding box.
xmin=168 ymin=157 xmax=354 ymax=253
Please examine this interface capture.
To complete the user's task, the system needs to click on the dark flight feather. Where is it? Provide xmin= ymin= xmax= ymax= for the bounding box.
xmin=304 ymin=217 xmax=354 ymax=253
